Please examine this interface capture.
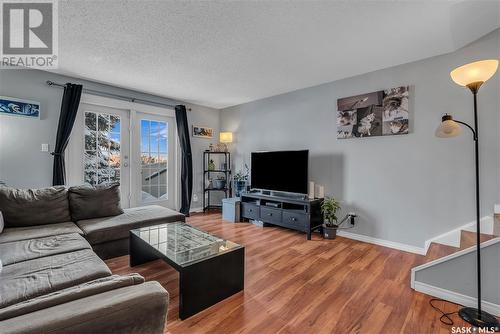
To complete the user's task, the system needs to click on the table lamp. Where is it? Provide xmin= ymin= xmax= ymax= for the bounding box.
xmin=220 ymin=132 xmax=233 ymax=152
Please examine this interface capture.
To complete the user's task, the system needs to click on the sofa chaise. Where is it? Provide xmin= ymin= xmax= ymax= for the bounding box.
xmin=0 ymin=184 xmax=185 ymax=334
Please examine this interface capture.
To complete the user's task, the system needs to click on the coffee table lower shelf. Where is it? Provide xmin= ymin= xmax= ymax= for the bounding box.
xmin=129 ymin=232 xmax=245 ymax=320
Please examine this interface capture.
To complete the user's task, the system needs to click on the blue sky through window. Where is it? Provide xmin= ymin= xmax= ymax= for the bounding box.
xmin=141 ymin=119 xmax=168 ymax=154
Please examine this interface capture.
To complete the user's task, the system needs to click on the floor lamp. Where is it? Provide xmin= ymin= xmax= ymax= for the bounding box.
xmin=435 ymin=59 xmax=499 ymax=329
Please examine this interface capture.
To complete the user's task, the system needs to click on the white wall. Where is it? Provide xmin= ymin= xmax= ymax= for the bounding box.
xmin=220 ymin=29 xmax=500 ymax=248
xmin=0 ymin=69 xmax=220 ymax=210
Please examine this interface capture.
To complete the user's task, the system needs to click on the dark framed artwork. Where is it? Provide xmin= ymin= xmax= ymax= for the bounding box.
xmin=0 ymin=96 xmax=40 ymax=118
xmin=336 ymin=86 xmax=409 ymax=139
xmin=192 ymin=125 xmax=213 ymax=138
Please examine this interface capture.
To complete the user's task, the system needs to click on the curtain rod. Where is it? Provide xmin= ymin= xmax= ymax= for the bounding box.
xmin=46 ymin=80 xmax=190 ymax=111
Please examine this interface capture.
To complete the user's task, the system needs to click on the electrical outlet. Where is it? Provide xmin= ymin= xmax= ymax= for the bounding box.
xmin=41 ymin=143 xmax=49 ymax=152
xmin=348 ymin=212 xmax=357 ymax=225
xmin=192 ymin=194 xmax=199 ymax=202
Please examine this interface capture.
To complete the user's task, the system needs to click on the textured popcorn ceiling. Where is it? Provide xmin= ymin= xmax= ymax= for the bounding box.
xmin=55 ymin=0 xmax=500 ymax=108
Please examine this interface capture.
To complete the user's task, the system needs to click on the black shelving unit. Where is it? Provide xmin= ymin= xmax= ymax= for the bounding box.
xmin=203 ymin=151 xmax=232 ymax=211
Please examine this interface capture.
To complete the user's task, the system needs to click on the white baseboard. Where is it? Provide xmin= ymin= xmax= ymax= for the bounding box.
xmin=336 ymin=230 xmax=426 ymax=255
xmin=424 ymin=216 xmax=494 ymax=253
xmin=413 ymin=281 xmax=500 ymax=317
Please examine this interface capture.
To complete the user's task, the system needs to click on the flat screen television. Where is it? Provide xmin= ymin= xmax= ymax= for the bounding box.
xmin=251 ymin=150 xmax=308 ymax=194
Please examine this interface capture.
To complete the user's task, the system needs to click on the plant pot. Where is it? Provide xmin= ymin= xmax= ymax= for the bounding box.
xmin=323 ymin=224 xmax=337 ymax=239
xmin=233 ymin=180 xmax=246 ymax=197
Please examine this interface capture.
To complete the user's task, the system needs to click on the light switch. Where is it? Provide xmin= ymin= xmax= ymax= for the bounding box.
xmin=41 ymin=143 xmax=49 ymax=152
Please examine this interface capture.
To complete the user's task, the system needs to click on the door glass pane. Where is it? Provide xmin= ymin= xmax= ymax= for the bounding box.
xmin=98 ymin=114 xmax=109 ymax=133
xmin=141 ymin=119 xmax=168 ymax=202
xmin=85 ymin=112 xmax=96 ymax=131
xmin=84 ymin=130 xmax=96 ymax=151
xmin=140 ymin=120 xmax=149 ymax=152
xmin=110 ymin=115 xmax=120 ymax=133
xmin=84 ymin=111 xmax=121 ymax=186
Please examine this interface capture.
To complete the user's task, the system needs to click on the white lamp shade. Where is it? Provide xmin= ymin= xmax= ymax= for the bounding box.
xmin=219 ymin=132 xmax=233 ymax=143
xmin=435 ymin=119 xmax=462 ymax=138
xmin=450 ymin=59 xmax=499 ymax=86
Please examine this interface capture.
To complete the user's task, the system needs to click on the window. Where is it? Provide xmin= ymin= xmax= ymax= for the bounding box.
xmin=84 ymin=111 xmax=121 ymax=185
xmin=141 ymin=119 xmax=168 ymax=201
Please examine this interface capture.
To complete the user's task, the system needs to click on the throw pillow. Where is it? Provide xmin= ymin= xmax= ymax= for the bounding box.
xmin=68 ymin=183 xmax=124 ymax=221
xmin=0 ymin=211 xmax=3 ymax=234
xmin=0 ymin=186 xmax=72 ymax=227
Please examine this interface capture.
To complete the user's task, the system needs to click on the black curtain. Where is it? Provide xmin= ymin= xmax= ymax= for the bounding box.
xmin=175 ymin=105 xmax=193 ymax=216
xmin=52 ymin=83 xmax=83 ymax=186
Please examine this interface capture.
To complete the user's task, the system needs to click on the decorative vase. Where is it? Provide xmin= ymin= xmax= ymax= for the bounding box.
xmin=323 ymin=224 xmax=337 ymax=239
xmin=213 ymin=179 xmax=226 ymax=190
xmin=208 ymin=159 xmax=215 ymax=171
xmin=234 ymin=180 xmax=246 ymax=197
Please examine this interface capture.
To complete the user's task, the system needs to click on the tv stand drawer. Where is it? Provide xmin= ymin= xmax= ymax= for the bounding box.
xmin=241 ymin=203 xmax=259 ymax=220
xmin=260 ymin=207 xmax=282 ymax=224
xmin=282 ymin=211 xmax=307 ymax=230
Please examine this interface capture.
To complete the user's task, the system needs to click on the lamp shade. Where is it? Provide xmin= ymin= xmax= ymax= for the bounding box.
xmin=219 ymin=132 xmax=233 ymax=143
xmin=435 ymin=119 xmax=462 ymax=138
xmin=450 ymin=59 xmax=499 ymax=86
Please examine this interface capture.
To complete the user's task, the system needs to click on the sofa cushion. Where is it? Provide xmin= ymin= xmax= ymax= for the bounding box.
xmin=68 ymin=183 xmax=124 ymax=221
xmin=0 ymin=186 xmax=71 ymax=227
xmin=0 ymin=211 xmax=4 ymax=234
xmin=0 ymin=274 xmax=144 ymax=321
xmin=0 ymin=233 xmax=91 ymax=266
xmin=0 ymin=281 xmax=168 ymax=334
xmin=76 ymin=205 xmax=184 ymax=245
xmin=0 ymin=222 xmax=83 ymax=244
xmin=0 ymin=249 xmax=111 ymax=309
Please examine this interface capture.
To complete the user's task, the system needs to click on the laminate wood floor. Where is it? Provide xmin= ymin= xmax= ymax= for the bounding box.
xmin=105 ymin=212 xmax=472 ymax=334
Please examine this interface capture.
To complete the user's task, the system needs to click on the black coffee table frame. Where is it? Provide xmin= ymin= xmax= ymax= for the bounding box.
xmin=129 ymin=228 xmax=245 ymax=320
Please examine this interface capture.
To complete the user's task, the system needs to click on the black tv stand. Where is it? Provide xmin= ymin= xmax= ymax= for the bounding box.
xmin=240 ymin=192 xmax=324 ymax=240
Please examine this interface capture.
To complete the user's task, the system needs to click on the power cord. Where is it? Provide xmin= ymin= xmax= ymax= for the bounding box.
xmin=429 ymin=298 xmax=464 ymax=326
xmin=336 ymin=213 xmax=357 ymax=230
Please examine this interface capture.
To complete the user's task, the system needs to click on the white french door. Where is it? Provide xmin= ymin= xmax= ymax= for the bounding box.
xmin=67 ymin=103 xmax=131 ymax=207
xmin=67 ymin=100 xmax=177 ymax=210
xmin=133 ymin=112 xmax=175 ymax=209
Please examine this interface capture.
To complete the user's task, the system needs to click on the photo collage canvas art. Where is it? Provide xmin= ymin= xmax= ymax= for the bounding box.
xmin=336 ymin=86 xmax=409 ymax=139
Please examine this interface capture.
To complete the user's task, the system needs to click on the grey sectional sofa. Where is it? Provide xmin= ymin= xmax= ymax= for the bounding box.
xmin=0 ymin=185 xmax=185 ymax=334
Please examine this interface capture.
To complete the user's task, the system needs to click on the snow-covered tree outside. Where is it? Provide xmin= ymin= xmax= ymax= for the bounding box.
xmin=84 ymin=112 xmax=121 ymax=186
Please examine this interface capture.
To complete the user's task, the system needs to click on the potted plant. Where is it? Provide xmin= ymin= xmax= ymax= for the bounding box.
xmin=233 ymin=164 xmax=249 ymax=197
xmin=321 ymin=197 xmax=341 ymax=239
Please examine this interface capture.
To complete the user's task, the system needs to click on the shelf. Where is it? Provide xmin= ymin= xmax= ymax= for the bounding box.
xmin=204 ymin=151 xmax=230 ymax=154
xmin=204 ymin=188 xmax=230 ymax=192
xmin=203 ymin=205 xmax=222 ymax=211
xmin=203 ymin=151 xmax=231 ymax=209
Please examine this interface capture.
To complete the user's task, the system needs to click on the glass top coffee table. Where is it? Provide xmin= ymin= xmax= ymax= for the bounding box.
xmin=129 ymin=222 xmax=244 ymax=320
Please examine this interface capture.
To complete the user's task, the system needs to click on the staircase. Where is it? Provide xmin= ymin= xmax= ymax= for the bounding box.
xmin=411 ymin=214 xmax=500 ymax=316
xmin=424 ymin=221 xmax=499 ymax=262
